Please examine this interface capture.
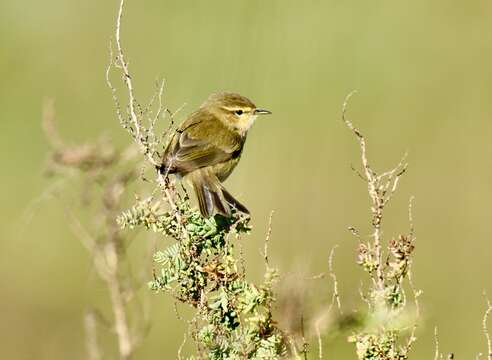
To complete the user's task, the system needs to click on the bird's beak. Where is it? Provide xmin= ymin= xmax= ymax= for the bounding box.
xmin=254 ymin=108 xmax=272 ymax=115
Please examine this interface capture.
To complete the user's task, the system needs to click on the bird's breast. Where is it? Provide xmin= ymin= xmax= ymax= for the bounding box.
xmin=213 ymin=158 xmax=240 ymax=182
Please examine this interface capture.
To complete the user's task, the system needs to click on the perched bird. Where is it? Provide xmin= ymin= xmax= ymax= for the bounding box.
xmin=159 ymin=92 xmax=271 ymax=218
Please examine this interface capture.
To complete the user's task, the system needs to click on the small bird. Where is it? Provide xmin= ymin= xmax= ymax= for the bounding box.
xmin=159 ymin=92 xmax=271 ymax=218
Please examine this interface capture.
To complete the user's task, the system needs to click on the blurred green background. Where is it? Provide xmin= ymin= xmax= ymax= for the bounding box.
xmin=1 ymin=0 xmax=492 ymax=358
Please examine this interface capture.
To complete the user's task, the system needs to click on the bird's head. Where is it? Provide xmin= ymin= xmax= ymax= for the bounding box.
xmin=202 ymin=92 xmax=271 ymax=133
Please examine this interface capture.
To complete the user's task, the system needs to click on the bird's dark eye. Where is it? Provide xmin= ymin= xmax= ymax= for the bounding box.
xmin=235 ymin=110 xmax=243 ymax=116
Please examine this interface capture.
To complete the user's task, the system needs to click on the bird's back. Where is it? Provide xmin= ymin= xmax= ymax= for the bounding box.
xmin=161 ymin=109 xmax=244 ymax=177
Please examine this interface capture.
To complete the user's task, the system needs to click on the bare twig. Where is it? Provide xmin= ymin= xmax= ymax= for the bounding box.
xmin=300 ymin=315 xmax=308 ymax=360
xmin=43 ymin=86 xmax=141 ymax=360
xmin=315 ymin=320 xmax=323 ymax=360
xmin=173 ymin=302 xmax=189 ymax=360
xmin=342 ymin=92 xmax=418 ymax=359
xmin=358 ymin=280 xmax=372 ymax=311
xmin=108 ymin=0 xmax=189 ymax=242
xmin=114 ymin=0 xmax=142 ymax=144
xmin=408 ymin=196 xmax=415 ymax=240
xmin=85 ymin=309 xmax=102 ymax=360
xmin=313 ymin=246 xmax=342 ymax=360
xmin=327 ymin=245 xmax=342 ymax=315
xmin=149 ymin=79 xmax=165 ymax=134
xmin=42 ymin=98 xmax=64 ymax=149
xmin=263 ymin=210 xmax=274 ymax=268
xmin=65 ymin=204 xmax=97 ymax=252
xmin=404 ymin=196 xmax=420 ymax=353
xmin=288 ymin=335 xmax=301 ymax=359
xmin=342 ymin=91 xmax=383 ymax=291
xmin=104 ymin=241 xmax=133 ymax=360
xmin=434 ymin=327 xmax=441 ymax=360
xmin=350 ymin=163 xmax=368 ymax=181
xmin=160 ymin=102 xmax=186 ymax=144
xmin=347 ymin=226 xmax=361 ymax=242
xmin=482 ymin=292 xmax=492 ymax=360
xmin=178 ymin=330 xmax=188 ymax=360
xmin=342 ymin=91 xmax=408 ymax=297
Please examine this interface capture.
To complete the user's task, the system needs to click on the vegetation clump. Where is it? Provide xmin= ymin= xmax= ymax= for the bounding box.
xmin=118 ymin=194 xmax=286 ymax=359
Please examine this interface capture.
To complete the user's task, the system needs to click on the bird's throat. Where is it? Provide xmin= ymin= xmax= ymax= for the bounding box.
xmin=233 ymin=115 xmax=257 ymax=135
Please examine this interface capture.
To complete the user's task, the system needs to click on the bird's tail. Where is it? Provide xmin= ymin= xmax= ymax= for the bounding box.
xmin=189 ymin=169 xmax=249 ymax=218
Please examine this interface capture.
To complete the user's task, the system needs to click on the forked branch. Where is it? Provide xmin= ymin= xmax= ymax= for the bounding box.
xmin=342 ymin=91 xmax=408 ymax=294
xmin=107 ymin=0 xmax=189 ymax=240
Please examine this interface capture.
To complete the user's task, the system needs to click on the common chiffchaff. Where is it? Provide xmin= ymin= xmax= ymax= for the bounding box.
xmin=160 ymin=92 xmax=271 ymax=218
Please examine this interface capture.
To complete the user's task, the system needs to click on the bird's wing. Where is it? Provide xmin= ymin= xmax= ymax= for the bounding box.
xmin=169 ymin=112 xmax=242 ymax=173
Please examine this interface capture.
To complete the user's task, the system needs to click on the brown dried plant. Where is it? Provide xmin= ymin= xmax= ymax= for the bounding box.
xmin=341 ymin=91 xmax=420 ymax=360
xmin=42 ymin=98 xmax=149 ymax=360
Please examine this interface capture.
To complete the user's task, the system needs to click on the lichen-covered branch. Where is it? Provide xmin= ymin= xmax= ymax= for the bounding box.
xmin=117 ymin=194 xmax=285 ymax=358
xmin=107 ymin=1 xmax=285 ymax=358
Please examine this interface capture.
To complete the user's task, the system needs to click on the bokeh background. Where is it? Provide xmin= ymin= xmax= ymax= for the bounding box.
xmin=1 ymin=0 xmax=492 ymax=358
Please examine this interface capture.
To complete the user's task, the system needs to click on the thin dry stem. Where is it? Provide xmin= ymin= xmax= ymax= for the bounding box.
xmin=66 ymin=185 xmax=134 ymax=359
xmin=114 ymin=0 xmax=141 ymax=144
xmin=43 ymin=92 xmax=138 ymax=359
xmin=85 ymin=310 xmax=102 ymax=360
xmin=482 ymin=292 xmax=492 ymax=359
xmin=104 ymin=241 xmax=133 ymax=360
xmin=315 ymin=320 xmax=323 ymax=360
xmin=342 ymin=91 xmax=383 ymax=291
xmin=342 ymin=91 xmax=408 ymax=297
xmin=65 ymin=204 xmax=97 ymax=253
xmin=300 ymin=315 xmax=308 ymax=360
xmin=178 ymin=330 xmax=188 ymax=360
xmin=263 ymin=210 xmax=274 ymax=268
xmin=359 ymin=280 xmax=372 ymax=311
xmin=313 ymin=246 xmax=342 ymax=360
xmin=405 ymin=196 xmax=420 ymax=352
xmin=327 ymin=245 xmax=342 ymax=315
xmin=42 ymin=98 xmax=64 ymax=149
xmin=406 ymin=271 xmax=421 ymax=352
xmin=109 ymin=0 xmax=189 ymax=242
xmin=408 ymin=196 xmax=415 ymax=239
xmin=434 ymin=327 xmax=441 ymax=360
xmin=150 ymin=79 xmax=166 ymax=132
xmin=288 ymin=335 xmax=301 ymax=359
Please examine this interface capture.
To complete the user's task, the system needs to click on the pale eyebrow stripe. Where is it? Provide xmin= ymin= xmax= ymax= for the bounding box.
xmin=222 ymin=106 xmax=253 ymax=112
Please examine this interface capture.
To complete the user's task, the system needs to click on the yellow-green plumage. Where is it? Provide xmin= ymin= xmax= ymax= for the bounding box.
xmin=160 ymin=92 xmax=271 ymax=218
